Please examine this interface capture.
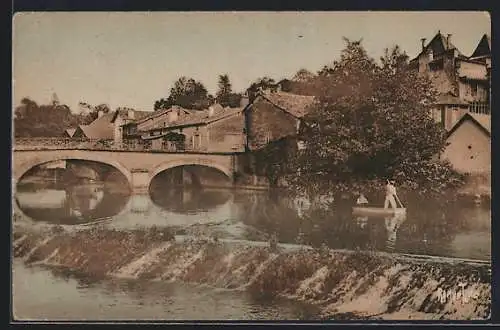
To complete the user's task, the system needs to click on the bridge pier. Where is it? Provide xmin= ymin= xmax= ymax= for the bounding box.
xmin=130 ymin=169 xmax=150 ymax=193
xmin=129 ymin=194 xmax=153 ymax=213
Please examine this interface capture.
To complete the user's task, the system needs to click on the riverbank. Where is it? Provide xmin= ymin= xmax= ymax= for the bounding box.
xmin=13 ymin=224 xmax=491 ymax=320
xmin=457 ymin=173 xmax=491 ymax=202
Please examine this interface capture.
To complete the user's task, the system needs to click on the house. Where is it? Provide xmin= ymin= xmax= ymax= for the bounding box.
xmin=243 ymin=90 xmax=316 ymax=151
xmin=125 ymin=104 xmax=246 ymax=153
xmin=67 ymin=108 xmax=149 ymax=142
xmin=409 ymin=32 xmax=491 ymax=130
xmin=110 ymin=107 xmax=150 ymax=144
xmin=133 ymin=106 xmax=193 ymax=132
xmin=64 ymin=128 xmax=76 ymax=138
xmin=440 ymin=112 xmax=490 ymax=174
xmin=120 ymin=106 xmax=193 ymax=146
xmin=71 ymin=111 xmax=115 ymax=140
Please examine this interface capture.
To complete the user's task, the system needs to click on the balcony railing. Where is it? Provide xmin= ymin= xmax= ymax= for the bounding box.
xmin=469 ymin=102 xmax=490 ymax=115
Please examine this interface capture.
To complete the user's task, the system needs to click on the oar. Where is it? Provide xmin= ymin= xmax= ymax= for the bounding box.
xmin=394 ymin=194 xmax=405 ymax=208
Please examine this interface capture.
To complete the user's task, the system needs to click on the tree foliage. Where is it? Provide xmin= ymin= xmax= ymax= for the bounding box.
xmin=285 ymin=38 xmax=465 ymax=196
xmin=215 ymin=74 xmax=242 ymax=108
xmin=293 ymin=68 xmax=316 ymax=82
xmin=154 ymin=77 xmax=214 ymax=111
xmin=246 ymin=76 xmax=277 ymax=101
xmin=14 ymin=97 xmax=83 ymax=137
xmin=78 ymin=102 xmax=112 ymax=125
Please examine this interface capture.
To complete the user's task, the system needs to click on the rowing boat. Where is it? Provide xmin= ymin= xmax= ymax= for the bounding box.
xmin=352 ymin=206 xmax=406 ymax=216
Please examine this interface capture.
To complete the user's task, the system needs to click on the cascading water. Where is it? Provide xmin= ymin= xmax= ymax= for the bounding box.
xmin=13 ymin=225 xmax=491 ymax=320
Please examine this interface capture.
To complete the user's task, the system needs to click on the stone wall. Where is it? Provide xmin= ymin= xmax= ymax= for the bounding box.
xmin=246 ymin=98 xmax=298 ymax=151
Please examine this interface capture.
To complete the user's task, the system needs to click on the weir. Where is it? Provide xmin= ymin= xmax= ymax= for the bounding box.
xmin=12 ymin=224 xmax=491 ymax=320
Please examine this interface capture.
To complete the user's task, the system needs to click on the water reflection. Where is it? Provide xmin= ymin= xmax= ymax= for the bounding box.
xmin=16 ymin=181 xmax=130 ymax=225
xmin=384 ymin=213 xmax=407 ymax=252
xmin=150 ymin=187 xmax=232 ymax=214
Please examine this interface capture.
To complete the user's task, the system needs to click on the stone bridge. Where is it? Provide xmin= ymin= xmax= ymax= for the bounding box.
xmin=12 ymin=148 xmax=241 ymax=192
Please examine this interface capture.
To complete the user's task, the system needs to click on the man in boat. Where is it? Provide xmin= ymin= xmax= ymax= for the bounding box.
xmin=384 ymin=179 xmax=398 ymax=210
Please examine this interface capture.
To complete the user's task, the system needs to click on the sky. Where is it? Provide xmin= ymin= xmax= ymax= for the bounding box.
xmin=13 ymin=11 xmax=491 ymax=112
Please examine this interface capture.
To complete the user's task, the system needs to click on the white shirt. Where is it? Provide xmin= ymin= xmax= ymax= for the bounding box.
xmin=386 ymin=184 xmax=396 ymax=196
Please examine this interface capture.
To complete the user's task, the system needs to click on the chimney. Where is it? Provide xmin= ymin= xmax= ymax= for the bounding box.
xmin=128 ymin=109 xmax=135 ymax=120
xmin=447 ymin=34 xmax=452 ymax=49
xmin=420 ymin=38 xmax=426 ymax=51
xmin=98 ymin=110 xmax=104 ymax=118
xmin=240 ymin=94 xmax=249 ymax=108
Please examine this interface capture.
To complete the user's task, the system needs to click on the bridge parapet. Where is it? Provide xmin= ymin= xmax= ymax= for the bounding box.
xmin=14 ymin=138 xmax=244 ymax=154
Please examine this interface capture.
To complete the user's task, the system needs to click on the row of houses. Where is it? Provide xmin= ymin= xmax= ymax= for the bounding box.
xmin=65 ymin=31 xmax=491 ymax=175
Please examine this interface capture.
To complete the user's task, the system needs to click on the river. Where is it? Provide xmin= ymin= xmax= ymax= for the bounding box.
xmin=13 ymin=260 xmax=318 ymax=320
xmin=12 ymin=176 xmax=491 ymax=320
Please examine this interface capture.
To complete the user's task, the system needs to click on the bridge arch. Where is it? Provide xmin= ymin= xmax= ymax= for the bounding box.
xmin=13 ymin=151 xmax=133 ymax=188
xmin=148 ymin=158 xmax=233 ymax=188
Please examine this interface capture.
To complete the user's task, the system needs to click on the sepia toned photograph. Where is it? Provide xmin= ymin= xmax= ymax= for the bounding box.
xmin=12 ymin=11 xmax=491 ymax=321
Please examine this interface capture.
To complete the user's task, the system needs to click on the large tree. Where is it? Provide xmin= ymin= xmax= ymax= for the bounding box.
xmin=215 ymin=74 xmax=242 ymax=107
xmin=154 ymin=77 xmax=213 ymax=111
xmin=286 ymin=38 xmax=464 ymax=196
xmin=280 ymin=69 xmax=319 ymax=96
xmin=14 ymin=97 xmax=81 ymax=137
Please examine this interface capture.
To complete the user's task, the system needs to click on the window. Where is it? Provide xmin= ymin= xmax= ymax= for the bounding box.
xmin=471 ymin=83 xmax=478 ymax=97
xmin=265 ymin=131 xmax=272 ymax=143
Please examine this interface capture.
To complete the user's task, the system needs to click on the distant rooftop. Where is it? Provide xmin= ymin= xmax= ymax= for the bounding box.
xmin=259 ymin=91 xmax=317 ymax=118
xmin=78 ymin=112 xmax=115 ymax=139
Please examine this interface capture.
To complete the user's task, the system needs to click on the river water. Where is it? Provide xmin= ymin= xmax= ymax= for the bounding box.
xmin=12 ymin=260 xmax=318 ymax=320
xmin=12 ymin=174 xmax=491 ymax=320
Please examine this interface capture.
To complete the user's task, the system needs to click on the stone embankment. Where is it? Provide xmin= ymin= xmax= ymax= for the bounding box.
xmin=13 ymin=223 xmax=491 ymax=320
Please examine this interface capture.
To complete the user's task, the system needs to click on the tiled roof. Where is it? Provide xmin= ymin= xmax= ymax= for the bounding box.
xmin=411 ymin=31 xmax=466 ymax=61
xmin=447 ymin=112 xmax=491 ymax=137
xmin=469 ymin=113 xmax=491 ymax=133
xmin=113 ymin=109 xmax=151 ymax=123
xmin=436 ymin=92 xmax=469 ymax=105
xmin=78 ymin=112 xmax=115 ymax=139
xmin=134 ymin=106 xmax=194 ymax=124
xmin=260 ymin=91 xmax=316 ymax=118
xmin=470 ymin=34 xmax=491 ymax=59
xmin=165 ymin=105 xmax=243 ymax=128
xmin=458 ymin=70 xmax=489 ymax=81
